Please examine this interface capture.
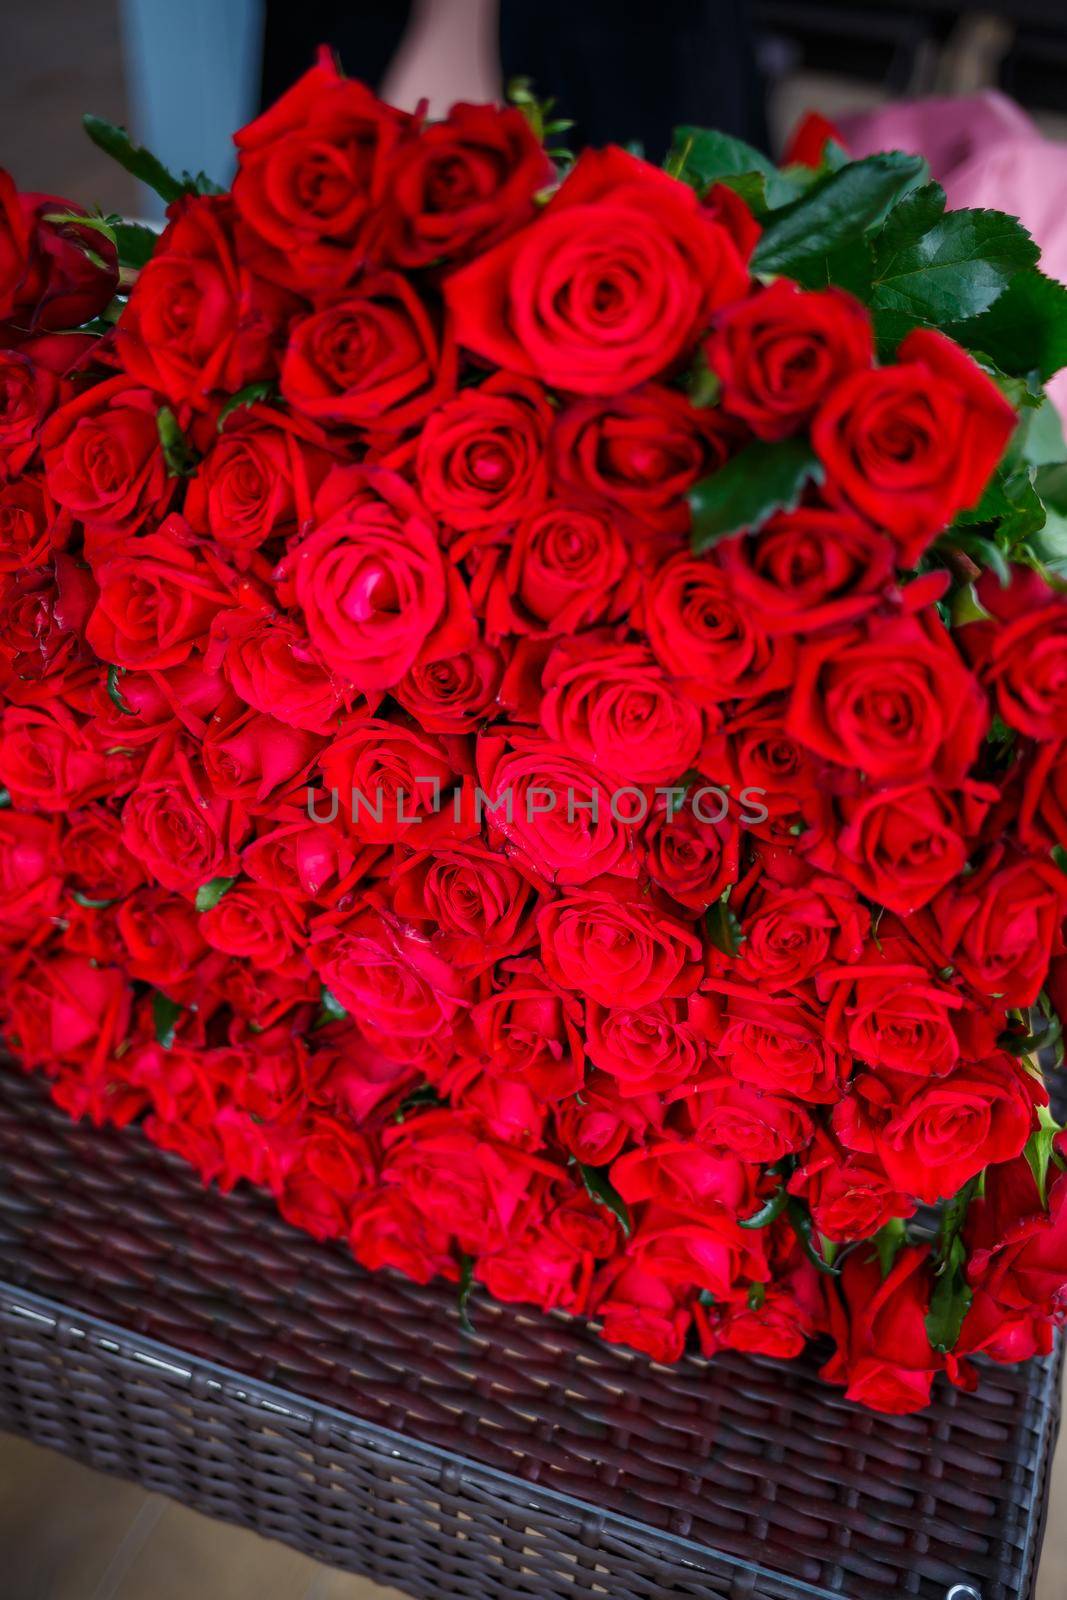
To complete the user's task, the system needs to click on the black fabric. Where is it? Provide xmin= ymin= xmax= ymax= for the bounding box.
xmin=259 ymin=0 xmax=768 ymax=160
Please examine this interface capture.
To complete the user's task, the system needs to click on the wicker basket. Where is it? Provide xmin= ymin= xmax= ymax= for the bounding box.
xmin=0 ymin=1062 xmax=1060 ymax=1600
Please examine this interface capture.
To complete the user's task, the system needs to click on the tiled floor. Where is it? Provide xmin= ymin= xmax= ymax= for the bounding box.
xmin=0 ymin=1430 xmax=405 ymax=1600
xmin=1 ymin=1410 xmax=1065 ymax=1599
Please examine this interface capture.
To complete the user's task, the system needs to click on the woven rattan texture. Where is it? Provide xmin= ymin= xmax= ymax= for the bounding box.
xmin=0 ymin=1064 xmax=1060 ymax=1600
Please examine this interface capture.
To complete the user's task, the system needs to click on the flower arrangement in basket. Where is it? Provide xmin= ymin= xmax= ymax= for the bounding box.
xmin=4 ymin=51 xmax=1067 ymax=1417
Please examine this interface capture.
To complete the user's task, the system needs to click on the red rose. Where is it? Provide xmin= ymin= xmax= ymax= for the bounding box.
xmin=788 ymin=1133 xmax=912 ymax=1243
xmin=0 ymin=474 xmax=69 ymax=571
xmin=808 ymin=780 xmax=995 ymax=916
xmin=843 ymin=1055 xmax=1036 ymax=1203
xmin=0 ymin=811 xmax=63 ymax=942
xmin=445 ymin=146 xmax=748 ymax=394
xmin=695 ymin=1255 xmax=823 ymax=1361
xmin=270 ymin=1114 xmax=376 ymax=1241
xmin=485 ymin=501 xmax=632 ymax=636
xmin=5 ymin=951 xmax=130 ymax=1068
xmin=551 ymin=384 xmax=738 ymax=534
xmin=468 ymin=962 xmax=584 ymax=1102
xmin=711 ymin=698 xmax=829 ymax=840
xmin=122 ymin=739 xmax=247 ymax=894
xmin=787 ymin=608 xmax=987 ymax=785
xmin=42 ymin=376 xmax=173 ymax=536
xmin=86 ymin=518 xmax=234 ymax=671
xmin=644 ymin=550 xmax=794 ymax=704
xmin=116 ymin=888 xmax=211 ymax=992
xmin=0 ymin=348 xmax=63 ymax=478
xmin=63 ymin=810 xmax=145 ymax=901
xmin=539 ymin=633 xmax=704 ymax=785
xmin=242 ymin=807 xmax=378 ymax=908
xmin=925 ymin=847 xmax=1067 ymax=1007
xmin=394 ymin=639 xmax=503 ymax=733
xmin=310 ymin=907 xmax=468 ymax=1050
xmin=707 ymin=280 xmax=872 ymax=440
xmin=233 ymin=51 xmax=413 ymax=285
xmin=612 ymin=1140 xmax=753 ymax=1216
xmin=817 ymin=927 xmax=993 ymax=1079
xmin=824 ymin=1246 xmax=944 ymax=1415
xmin=677 ymin=1077 xmax=814 ymax=1162
xmin=285 ymin=466 xmax=466 ymax=694
xmin=961 ymin=566 xmax=1067 ymax=740
xmin=413 ymin=373 xmax=551 ymax=531
xmin=592 ymin=1259 xmax=692 ymax=1363
xmin=813 ymin=328 xmax=1015 ymax=563
xmin=350 ymin=1189 xmax=456 ymax=1285
xmin=184 ymin=408 xmax=336 ymax=555
xmin=203 ymin=699 xmax=322 ymax=806
xmin=641 ymin=792 xmax=740 ymax=911
xmin=702 ymin=183 xmax=762 ymax=261
xmin=706 ymin=980 xmax=850 ymax=1104
xmin=717 ymin=506 xmax=894 ymax=634
xmin=282 ymin=273 xmax=456 ymax=433
xmin=0 ymin=169 xmax=32 ymax=322
xmin=727 ymin=870 xmax=865 ymax=991
xmin=476 ymin=732 xmax=638 ymax=885
xmin=0 ymin=173 xmax=118 ymax=331
xmin=377 ymin=102 xmax=553 ymax=268
xmin=477 ymin=1229 xmax=591 ymax=1316
xmin=318 ymin=717 xmax=463 ymax=845
xmin=1020 ymin=739 xmax=1067 ymax=851
xmin=383 ymin=1108 xmax=550 ymax=1255
xmin=119 ymin=195 xmax=297 ymax=408
xmin=0 ymin=703 xmax=121 ymax=812
xmin=537 ymin=883 xmax=702 ymax=1008
xmin=391 ymin=840 xmax=539 ymax=970
xmin=209 ymin=610 xmax=346 ymax=735
xmin=630 ymin=1206 xmax=769 ymax=1301
xmin=585 ymin=993 xmax=715 ymax=1097
xmin=966 ymin=1157 xmax=1067 ymax=1316
xmin=200 ymin=882 xmax=306 ymax=972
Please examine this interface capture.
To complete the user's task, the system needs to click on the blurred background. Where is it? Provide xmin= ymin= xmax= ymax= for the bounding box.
xmin=2 ymin=1 xmax=1067 ymax=1596
xmin=3 ymin=0 xmax=1067 ymax=220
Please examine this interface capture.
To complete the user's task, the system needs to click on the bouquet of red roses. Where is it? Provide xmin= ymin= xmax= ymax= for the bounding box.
xmin=3 ymin=51 xmax=1067 ymax=1415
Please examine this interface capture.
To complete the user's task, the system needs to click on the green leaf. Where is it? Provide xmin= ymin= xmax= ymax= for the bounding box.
xmin=107 ymin=664 xmax=136 ymax=716
xmin=785 ymin=1197 xmax=840 ymax=1276
xmin=751 ymin=152 xmax=927 ymax=281
xmin=925 ymin=1235 xmax=973 ymax=1353
xmin=867 ymin=188 xmax=1039 ymax=346
xmin=457 ymin=1253 xmax=476 ymax=1335
xmin=689 ymin=438 xmax=821 ymax=550
xmin=746 ymin=1281 xmax=766 ymax=1311
xmin=1024 ymin=1103 xmax=1063 ymax=1207
xmin=112 ymin=221 xmax=159 ymax=269
xmin=1032 ymin=463 xmax=1067 ymax=576
xmin=152 ymin=991 xmax=183 ymax=1050
xmin=0 ymin=788 xmax=11 ymax=810
xmin=313 ymin=985 xmax=349 ymax=1031
xmin=705 ymin=893 xmax=744 ymax=957
xmin=394 ymin=1082 xmax=444 ymax=1123
xmin=71 ymin=890 xmax=116 ymax=909
xmin=157 ymin=407 xmax=198 ymax=477
xmin=670 ymin=125 xmax=776 ymax=184
xmin=83 ymin=115 xmax=188 ymax=204
xmin=739 ymin=1185 xmax=787 ymax=1229
xmin=951 ymin=269 xmax=1067 ymax=381
xmin=217 ymin=380 xmax=275 ymax=432
xmin=577 ymin=1162 xmax=632 ymax=1236
xmin=874 ymin=1217 xmax=907 ymax=1277
xmin=195 ymin=876 xmax=237 ymax=912
xmin=1012 ymin=395 xmax=1067 ymax=469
